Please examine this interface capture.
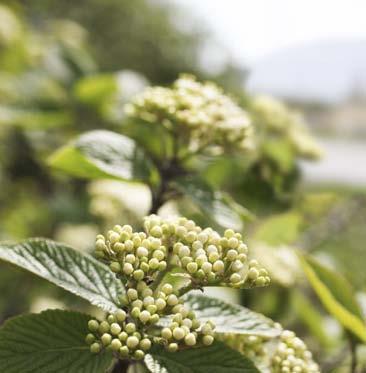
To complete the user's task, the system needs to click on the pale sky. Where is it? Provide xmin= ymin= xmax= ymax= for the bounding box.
xmin=174 ymin=0 xmax=366 ymax=66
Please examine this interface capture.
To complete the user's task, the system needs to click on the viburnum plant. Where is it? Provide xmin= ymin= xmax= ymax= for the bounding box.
xmin=0 ymin=76 xmax=321 ymax=372
xmin=0 ymin=215 xmax=319 ymax=372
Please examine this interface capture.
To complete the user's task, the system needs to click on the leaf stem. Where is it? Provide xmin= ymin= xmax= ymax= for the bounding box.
xmin=349 ymin=337 xmax=358 ymax=373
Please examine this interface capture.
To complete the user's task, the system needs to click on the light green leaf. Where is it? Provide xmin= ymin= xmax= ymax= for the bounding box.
xmin=0 ymin=310 xmax=114 ymax=373
xmin=145 ymin=342 xmax=259 ymax=373
xmin=0 ymin=238 xmax=123 ymax=312
xmin=0 ymin=105 xmax=72 ymax=129
xmin=185 ymin=294 xmax=280 ymax=338
xmin=299 ymin=253 xmax=366 ymax=342
xmin=175 ymin=177 xmax=250 ymax=230
xmin=74 ymin=73 xmax=117 ymax=106
xmin=49 ymin=130 xmax=136 ymax=181
xmin=254 ymin=212 xmax=302 ymax=245
xmin=291 ymin=290 xmax=333 ymax=348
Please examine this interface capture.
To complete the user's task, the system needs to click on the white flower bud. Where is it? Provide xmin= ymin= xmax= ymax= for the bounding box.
xmin=185 ymin=333 xmax=196 ymax=346
xmin=125 ymin=254 xmax=136 ymax=264
xmin=111 ymin=338 xmax=122 ymax=351
xmin=139 ymin=310 xmax=151 ymax=324
xmin=153 ymin=250 xmax=165 ymax=260
xmin=127 ymin=288 xmax=138 ymax=301
xmin=187 ymin=262 xmax=198 ymax=274
xmin=226 ymin=249 xmax=238 ymax=261
xmin=230 ymin=273 xmax=242 ymax=284
xmin=212 ymin=260 xmax=224 ymax=273
xmin=155 ymin=298 xmax=167 ymax=311
xmin=101 ymin=333 xmax=112 ymax=346
xmin=110 ymin=323 xmax=122 ymax=335
xmin=172 ymin=327 xmax=185 ymax=340
xmin=109 ymin=232 xmax=120 ymax=244
xmin=162 ymin=327 xmax=173 ymax=339
xmin=167 ymin=294 xmax=179 ymax=306
xmin=125 ymin=323 xmax=136 ymax=334
xmin=201 ymin=262 xmax=212 ymax=274
xmin=162 ymin=284 xmax=173 ymax=295
xmin=140 ymin=338 xmax=152 ymax=351
xmin=149 ymin=258 xmax=160 ymax=269
xmin=168 ymin=342 xmax=178 ymax=352
xmin=123 ymin=263 xmax=134 ymax=275
xmin=228 ymin=237 xmax=239 ymax=249
xmin=126 ymin=336 xmax=140 ymax=349
xmin=137 ymin=246 xmax=148 ymax=257
xmin=143 ymin=296 xmax=155 ymax=307
xmin=202 ymin=335 xmax=214 ymax=346
xmin=248 ymin=267 xmax=259 ymax=280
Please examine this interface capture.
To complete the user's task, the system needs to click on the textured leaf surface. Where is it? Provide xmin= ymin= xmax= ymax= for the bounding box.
xmin=0 ymin=310 xmax=114 ymax=373
xmin=185 ymin=294 xmax=280 ymax=338
xmin=0 ymin=238 xmax=123 ymax=312
xmin=300 ymin=254 xmax=366 ymax=342
xmin=49 ymin=130 xmax=136 ymax=181
xmin=176 ymin=177 xmax=250 ymax=230
xmin=145 ymin=342 xmax=259 ymax=373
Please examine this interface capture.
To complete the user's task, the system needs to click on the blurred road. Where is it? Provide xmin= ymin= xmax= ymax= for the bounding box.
xmin=301 ymin=139 xmax=366 ymax=186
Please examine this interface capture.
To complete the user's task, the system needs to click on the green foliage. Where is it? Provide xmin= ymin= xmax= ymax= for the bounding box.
xmin=49 ymin=130 xmax=137 ymax=181
xmin=299 ymin=254 xmax=366 ymax=343
xmin=0 ymin=238 xmax=124 ymax=312
xmin=0 ymin=310 xmax=113 ymax=373
xmin=175 ymin=177 xmax=253 ymax=231
xmin=74 ymin=73 xmax=118 ymax=107
xmin=184 ymin=294 xmax=280 ymax=337
xmin=253 ymin=212 xmax=303 ymax=245
xmin=145 ymin=342 xmax=259 ymax=373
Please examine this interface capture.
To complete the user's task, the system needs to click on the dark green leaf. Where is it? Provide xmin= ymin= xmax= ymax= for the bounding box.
xmin=0 ymin=238 xmax=123 ymax=312
xmin=185 ymin=294 xmax=280 ymax=338
xmin=145 ymin=342 xmax=259 ymax=373
xmin=0 ymin=310 xmax=114 ymax=373
xmin=299 ymin=253 xmax=366 ymax=342
xmin=48 ymin=130 xmax=136 ymax=181
xmin=175 ymin=177 xmax=251 ymax=230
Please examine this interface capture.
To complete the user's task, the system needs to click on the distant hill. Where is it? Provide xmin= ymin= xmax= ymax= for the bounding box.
xmin=246 ymin=39 xmax=366 ymax=103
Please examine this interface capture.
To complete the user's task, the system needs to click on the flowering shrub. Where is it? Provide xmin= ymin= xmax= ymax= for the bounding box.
xmin=0 ymin=216 xmax=319 ymax=372
xmin=125 ymin=74 xmax=253 ymax=154
xmin=0 ymin=76 xmax=326 ymax=373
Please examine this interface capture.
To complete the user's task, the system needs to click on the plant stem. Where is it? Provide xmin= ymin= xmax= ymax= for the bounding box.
xmin=349 ymin=337 xmax=357 ymax=373
xmin=112 ymin=358 xmax=130 ymax=373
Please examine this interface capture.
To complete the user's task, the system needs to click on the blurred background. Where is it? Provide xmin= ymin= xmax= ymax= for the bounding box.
xmin=0 ymin=0 xmax=365 ymax=371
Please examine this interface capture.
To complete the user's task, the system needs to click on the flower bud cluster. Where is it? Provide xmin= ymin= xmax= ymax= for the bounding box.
xmin=125 ymin=74 xmax=253 ymax=153
xmin=87 ymin=215 xmax=269 ymax=360
xmin=86 ymin=309 xmax=151 ymax=360
xmin=218 ymin=334 xmax=267 ymax=361
xmin=144 ymin=215 xmax=270 ymax=289
xmin=95 ymin=223 xmax=168 ymax=283
xmin=251 ymin=95 xmax=322 ymax=160
xmin=159 ymin=302 xmax=215 ymax=352
xmin=271 ymin=330 xmax=320 ymax=373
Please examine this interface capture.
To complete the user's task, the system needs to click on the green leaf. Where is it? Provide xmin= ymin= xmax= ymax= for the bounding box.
xmin=299 ymin=253 xmax=366 ymax=342
xmin=0 ymin=309 xmax=114 ymax=373
xmin=291 ymin=290 xmax=333 ymax=348
xmin=49 ymin=130 xmax=136 ymax=181
xmin=74 ymin=73 xmax=117 ymax=107
xmin=185 ymin=294 xmax=280 ymax=338
xmin=0 ymin=238 xmax=123 ymax=312
xmin=175 ymin=177 xmax=251 ymax=230
xmin=145 ymin=342 xmax=259 ymax=373
xmin=0 ymin=105 xmax=72 ymax=129
xmin=254 ymin=212 xmax=303 ymax=245
xmin=262 ymin=139 xmax=295 ymax=173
